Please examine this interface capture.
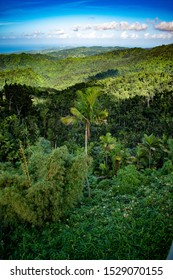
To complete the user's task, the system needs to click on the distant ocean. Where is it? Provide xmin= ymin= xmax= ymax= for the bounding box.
xmin=0 ymin=44 xmax=66 ymax=54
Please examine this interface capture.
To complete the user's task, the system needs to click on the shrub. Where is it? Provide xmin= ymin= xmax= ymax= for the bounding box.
xmin=112 ymin=165 xmax=146 ymax=194
xmin=1 ymin=168 xmax=173 ymax=260
xmin=98 ymin=179 xmax=112 ymax=190
xmin=0 ymin=145 xmax=91 ymax=226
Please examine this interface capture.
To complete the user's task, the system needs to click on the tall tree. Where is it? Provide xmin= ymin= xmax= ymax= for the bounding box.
xmin=4 ymin=83 xmax=33 ymax=118
xmin=61 ymin=87 xmax=108 ymax=155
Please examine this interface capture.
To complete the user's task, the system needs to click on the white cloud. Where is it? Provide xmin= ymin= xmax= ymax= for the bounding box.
xmin=131 ymin=33 xmax=139 ymax=39
xmin=121 ymin=31 xmax=128 ymax=39
xmin=121 ymin=31 xmax=139 ymax=39
xmin=100 ymin=33 xmax=115 ymax=39
xmin=73 ymin=24 xmax=92 ymax=31
xmin=128 ymin=22 xmax=148 ymax=31
xmin=73 ymin=21 xmax=148 ymax=32
xmin=49 ymin=29 xmax=66 ymax=35
xmin=76 ymin=31 xmax=115 ymax=39
xmin=13 ymin=28 xmax=70 ymax=39
xmin=115 ymin=21 xmax=147 ymax=31
xmin=47 ymin=29 xmax=70 ymax=38
xmin=58 ymin=33 xmax=70 ymax=39
xmin=76 ymin=31 xmax=97 ymax=39
xmin=144 ymin=32 xmax=173 ymax=39
xmin=94 ymin=21 xmax=119 ymax=30
xmin=23 ymin=31 xmax=44 ymax=39
xmin=154 ymin=21 xmax=173 ymax=32
xmin=47 ymin=33 xmax=70 ymax=39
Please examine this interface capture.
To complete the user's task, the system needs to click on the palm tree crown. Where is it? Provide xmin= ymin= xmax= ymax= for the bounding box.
xmin=61 ymin=87 xmax=108 ymax=154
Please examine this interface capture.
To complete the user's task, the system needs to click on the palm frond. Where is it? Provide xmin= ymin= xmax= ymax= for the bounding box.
xmin=86 ymin=87 xmax=100 ymax=108
xmin=70 ymin=107 xmax=85 ymax=121
xmin=95 ymin=109 xmax=108 ymax=124
xmin=76 ymin=90 xmax=87 ymax=108
xmin=60 ymin=116 xmax=77 ymax=125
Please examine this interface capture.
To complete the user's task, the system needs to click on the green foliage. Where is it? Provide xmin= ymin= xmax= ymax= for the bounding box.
xmin=1 ymin=44 xmax=173 ymax=260
xmin=112 ymin=165 xmax=146 ymax=195
xmin=2 ymin=168 xmax=172 ymax=260
xmin=1 ymin=44 xmax=172 ymax=90
xmin=3 ymin=83 xmax=33 ymax=117
xmin=0 ymin=84 xmax=39 ymax=162
xmin=136 ymin=134 xmax=160 ymax=168
xmin=61 ymin=86 xmax=108 ymax=155
xmin=0 ymin=115 xmax=29 ymax=162
xmin=89 ymin=69 xmax=119 ymax=81
xmin=101 ymin=88 xmax=173 ymax=146
xmin=167 ymin=139 xmax=173 ymax=161
xmin=1 ymin=46 xmax=171 ymax=152
xmin=136 ymin=135 xmax=173 ymax=169
xmin=92 ymin=133 xmax=131 ymax=177
xmin=0 ymin=144 xmax=91 ymax=226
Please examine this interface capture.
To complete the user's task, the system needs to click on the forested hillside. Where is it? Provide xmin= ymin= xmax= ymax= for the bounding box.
xmin=0 ymin=44 xmax=172 ymax=89
xmin=0 ymin=44 xmax=173 ymax=260
xmin=35 ymin=46 xmax=125 ymax=58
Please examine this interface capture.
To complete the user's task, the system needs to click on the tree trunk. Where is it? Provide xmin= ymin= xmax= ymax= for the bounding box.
xmin=85 ymin=122 xmax=91 ymax=197
xmin=85 ymin=121 xmax=90 ymax=155
xmin=85 ymin=124 xmax=88 ymax=155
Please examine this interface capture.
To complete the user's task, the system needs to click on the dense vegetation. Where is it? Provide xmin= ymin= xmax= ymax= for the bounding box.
xmin=0 ymin=44 xmax=172 ymax=90
xmin=0 ymin=44 xmax=173 ymax=260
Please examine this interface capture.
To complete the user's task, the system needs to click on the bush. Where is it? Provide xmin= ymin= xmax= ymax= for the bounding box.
xmin=0 ymin=145 xmax=91 ymax=226
xmin=1 ymin=168 xmax=173 ymax=260
xmin=112 ymin=165 xmax=146 ymax=195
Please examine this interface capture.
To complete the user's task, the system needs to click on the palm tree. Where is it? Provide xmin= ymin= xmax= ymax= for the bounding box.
xmin=136 ymin=134 xmax=159 ymax=168
xmin=61 ymin=87 xmax=108 ymax=155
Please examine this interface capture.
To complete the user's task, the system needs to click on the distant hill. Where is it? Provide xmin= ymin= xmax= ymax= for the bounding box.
xmin=0 ymin=44 xmax=172 ymax=90
xmin=38 ymin=46 xmax=126 ymax=58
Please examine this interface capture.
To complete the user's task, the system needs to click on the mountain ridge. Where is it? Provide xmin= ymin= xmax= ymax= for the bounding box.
xmin=0 ymin=44 xmax=172 ymax=90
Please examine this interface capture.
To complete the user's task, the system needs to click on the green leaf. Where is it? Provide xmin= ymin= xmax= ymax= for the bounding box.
xmin=60 ymin=116 xmax=77 ymax=125
xmin=70 ymin=107 xmax=85 ymax=121
xmin=95 ymin=109 xmax=108 ymax=124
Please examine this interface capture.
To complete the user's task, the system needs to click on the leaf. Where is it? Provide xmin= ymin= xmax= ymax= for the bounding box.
xmin=86 ymin=87 xmax=100 ymax=108
xmin=115 ymin=156 xmax=121 ymax=161
xmin=109 ymin=144 xmax=115 ymax=150
xmin=70 ymin=107 xmax=85 ymax=121
xmin=60 ymin=116 xmax=77 ymax=125
xmin=143 ymin=134 xmax=157 ymax=146
xmin=95 ymin=109 xmax=108 ymax=124
xmin=99 ymin=163 xmax=107 ymax=171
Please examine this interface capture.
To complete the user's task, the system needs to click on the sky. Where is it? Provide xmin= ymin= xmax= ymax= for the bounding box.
xmin=0 ymin=0 xmax=173 ymax=51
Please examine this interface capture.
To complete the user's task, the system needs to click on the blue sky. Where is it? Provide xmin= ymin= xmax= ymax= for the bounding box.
xmin=0 ymin=0 xmax=173 ymax=51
